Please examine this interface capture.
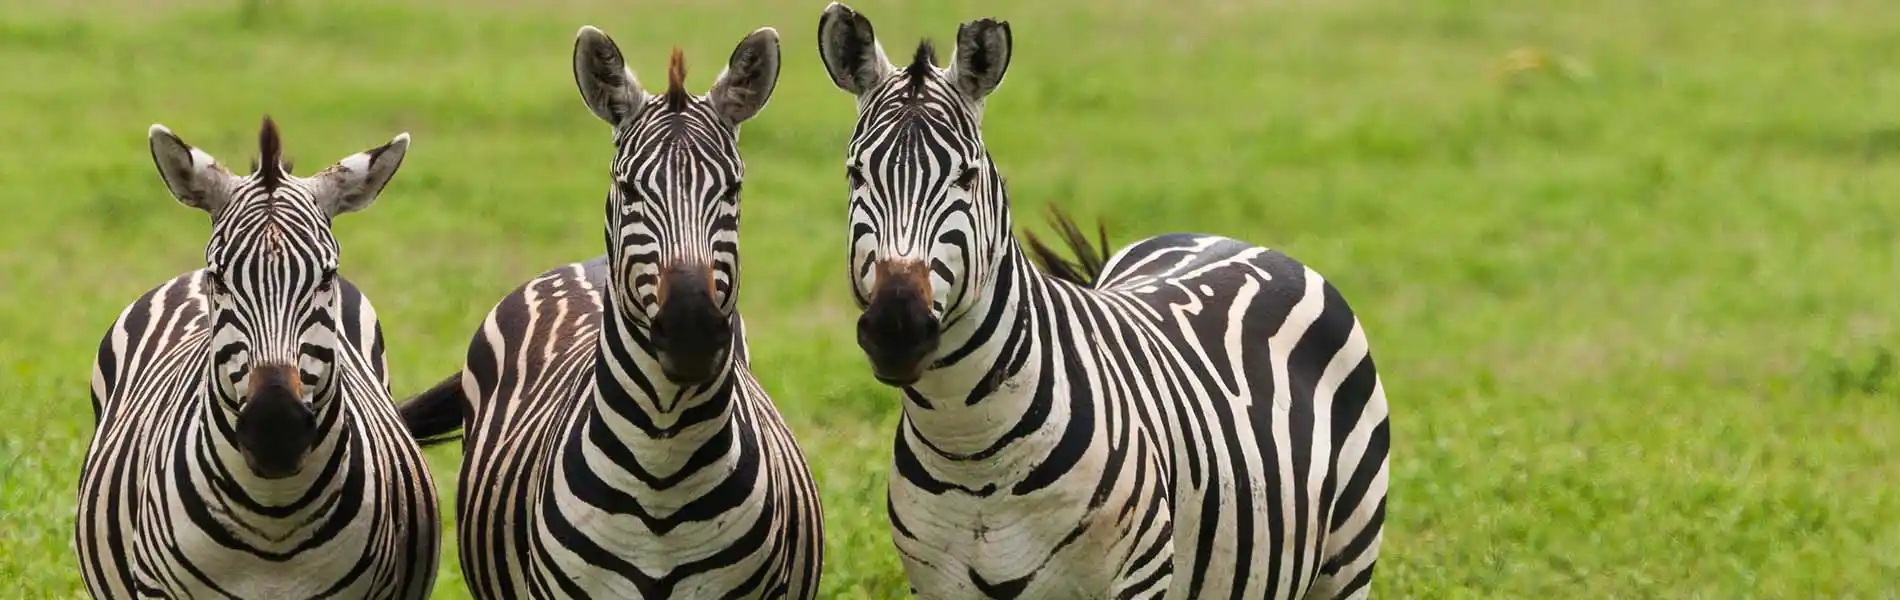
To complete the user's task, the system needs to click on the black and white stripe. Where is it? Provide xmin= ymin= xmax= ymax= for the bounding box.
xmin=397 ymin=25 xmax=824 ymax=599
xmin=818 ymin=5 xmax=1390 ymax=598
xmin=75 ymin=118 xmax=440 ymax=599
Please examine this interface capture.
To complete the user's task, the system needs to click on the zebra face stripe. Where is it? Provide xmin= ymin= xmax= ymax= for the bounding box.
xmin=573 ymin=25 xmax=780 ymax=385
xmin=605 ymin=108 xmax=746 ymax=323
xmin=201 ymin=216 xmax=342 ymax=407
xmin=843 ymin=104 xmax=987 ymax=320
xmin=148 ymin=117 xmax=409 ymax=476
xmin=821 ymin=6 xmax=1015 ymax=363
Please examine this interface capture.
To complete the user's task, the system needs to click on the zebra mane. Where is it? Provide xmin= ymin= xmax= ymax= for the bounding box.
xmin=253 ymin=116 xmax=288 ymax=188
xmin=1023 ymin=205 xmax=1112 ymax=288
xmin=904 ymin=38 xmax=938 ymax=95
xmin=664 ymin=46 xmax=690 ymax=111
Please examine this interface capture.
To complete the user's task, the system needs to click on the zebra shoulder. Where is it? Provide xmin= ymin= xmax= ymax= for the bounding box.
xmin=333 ymin=275 xmax=389 ymax=385
xmin=92 ymin=271 xmax=213 ymax=415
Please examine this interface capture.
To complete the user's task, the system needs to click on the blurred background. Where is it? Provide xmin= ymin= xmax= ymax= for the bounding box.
xmin=3 ymin=0 xmax=1897 ymax=596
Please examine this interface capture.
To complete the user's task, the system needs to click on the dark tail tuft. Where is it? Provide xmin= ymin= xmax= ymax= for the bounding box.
xmin=397 ymin=373 xmax=466 ymax=447
xmin=1023 ymin=204 xmax=1111 ymax=288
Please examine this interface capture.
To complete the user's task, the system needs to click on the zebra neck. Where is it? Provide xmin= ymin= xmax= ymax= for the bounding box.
xmin=580 ymin=304 xmax=739 ymax=478
xmin=196 ymin=378 xmax=354 ymax=511
xmin=901 ymin=244 xmax=1067 ymax=458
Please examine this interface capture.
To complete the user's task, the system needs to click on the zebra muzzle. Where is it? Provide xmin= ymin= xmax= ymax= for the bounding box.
xmin=858 ymin=259 xmax=941 ymax=386
xmin=650 ymin=263 xmax=733 ymax=386
xmin=233 ymin=364 xmax=317 ymax=480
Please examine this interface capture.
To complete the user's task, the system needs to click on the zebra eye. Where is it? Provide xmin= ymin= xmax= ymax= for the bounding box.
xmin=846 ymin=165 xmax=866 ymax=189
xmin=952 ymin=166 xmax=979 ymax=191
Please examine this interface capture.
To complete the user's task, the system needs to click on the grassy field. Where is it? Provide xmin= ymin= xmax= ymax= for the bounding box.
xmin=4 ymin=0 xmax=1898 ymax=596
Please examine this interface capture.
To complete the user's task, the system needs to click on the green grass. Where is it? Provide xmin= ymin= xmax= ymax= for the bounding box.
xmin=4 ymin=0 xmax=1898 ymax=596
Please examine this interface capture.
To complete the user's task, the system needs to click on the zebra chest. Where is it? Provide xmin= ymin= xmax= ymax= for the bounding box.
xmin=528 ymin=433 xmax=781 ymax=598
xmin=894 ymin=476 xmax=1135 ymax=598
xmin=133 ymin=438 xmax=387 ymax=597
xmin=145 ymin=498 xmax=379 ymax=596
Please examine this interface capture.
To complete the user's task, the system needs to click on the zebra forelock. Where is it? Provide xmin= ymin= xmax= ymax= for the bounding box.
xmin=663 ymin=46 xmax=691 ymax=112
xmin=904 ymin=38 xmax=938 ymax=95
xmin=253 ymin=116 xmax=288 ymax=190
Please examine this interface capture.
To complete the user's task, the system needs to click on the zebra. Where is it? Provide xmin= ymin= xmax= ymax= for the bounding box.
xmin=74 ymin=117 xmax=441 ymax=599
xmin=394 ymin=25 xmax=824 ymax=599
xmin=816 ymin=4 xmax=1391 ymax=598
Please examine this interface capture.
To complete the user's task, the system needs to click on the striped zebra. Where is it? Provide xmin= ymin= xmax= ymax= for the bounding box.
xmin=394 ymin=25 xmax=824 ymax=598
xmin=75 ymin=118 xmax=440 ymax=599
xmin=816 ymin=4 xmax=1390 ymax=598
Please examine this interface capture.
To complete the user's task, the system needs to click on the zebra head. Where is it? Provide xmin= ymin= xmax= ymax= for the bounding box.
xmin=572 ymin=25 xmax=781 ymax=386
xmin=818 ymin=3 xmax=1013 ymax=386
xmin=148 ymin=118 xmax=409 ymax=479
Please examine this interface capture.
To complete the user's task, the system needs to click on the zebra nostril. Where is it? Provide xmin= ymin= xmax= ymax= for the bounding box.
xmin=918 ymin=312 xmax=940 ymax=339
xmin=650 ymin=263 xmax=733 ymax=385
xmin=649 ymin=313 xmax=671 ymax=340
xmin=854 ymin=310 xmax=887 ymax=351
xmin=857 ymin=286 xmax=941 ymax=386
xmin=857 ymin=299 xmax=928 ymax=344
xmin=233 ymin=380 xmax=317 ymax=480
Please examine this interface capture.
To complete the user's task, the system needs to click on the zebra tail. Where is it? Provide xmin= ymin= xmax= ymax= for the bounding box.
xmin=396 ymin=373 xmax=466 ymax=447
xmin=1023 ymin=204 xmax=1111 ymax=288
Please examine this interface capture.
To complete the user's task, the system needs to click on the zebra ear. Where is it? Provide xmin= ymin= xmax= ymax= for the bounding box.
xmin=148 ymin=125 xmax=235 ymax=216
xmin=948 ymin=17 xmax=1012 ymax=104
xmin=709 ymin=27 xmax=781 ymax=127
xmin=574 ymin=26 xmax=650 ymax=128
xmin=818 ymin=2 xmax=893 ymax=96
xmin=310 ymin=132 xmax=410 ymax=217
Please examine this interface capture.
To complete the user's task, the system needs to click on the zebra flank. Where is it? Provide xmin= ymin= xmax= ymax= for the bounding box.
xmin=819 ymin=3 xmax=1391 ymax=598
xmin=393 ymin=25 xmax=824 ymax=599
xmin=75 ymin=118 xmax=440 ymax=599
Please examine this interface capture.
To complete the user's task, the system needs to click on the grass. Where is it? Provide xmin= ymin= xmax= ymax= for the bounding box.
xmin=3 ymin=0 xmax=1898 ymax=596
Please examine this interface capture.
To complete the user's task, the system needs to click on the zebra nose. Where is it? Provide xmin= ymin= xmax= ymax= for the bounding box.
xmin=235 ymin=364 xmax=317 ymax=480
xmin=650 ymin=263 xmax=733 ymax=386
xmin=857 ymin=259 xmax=940 ymax=387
